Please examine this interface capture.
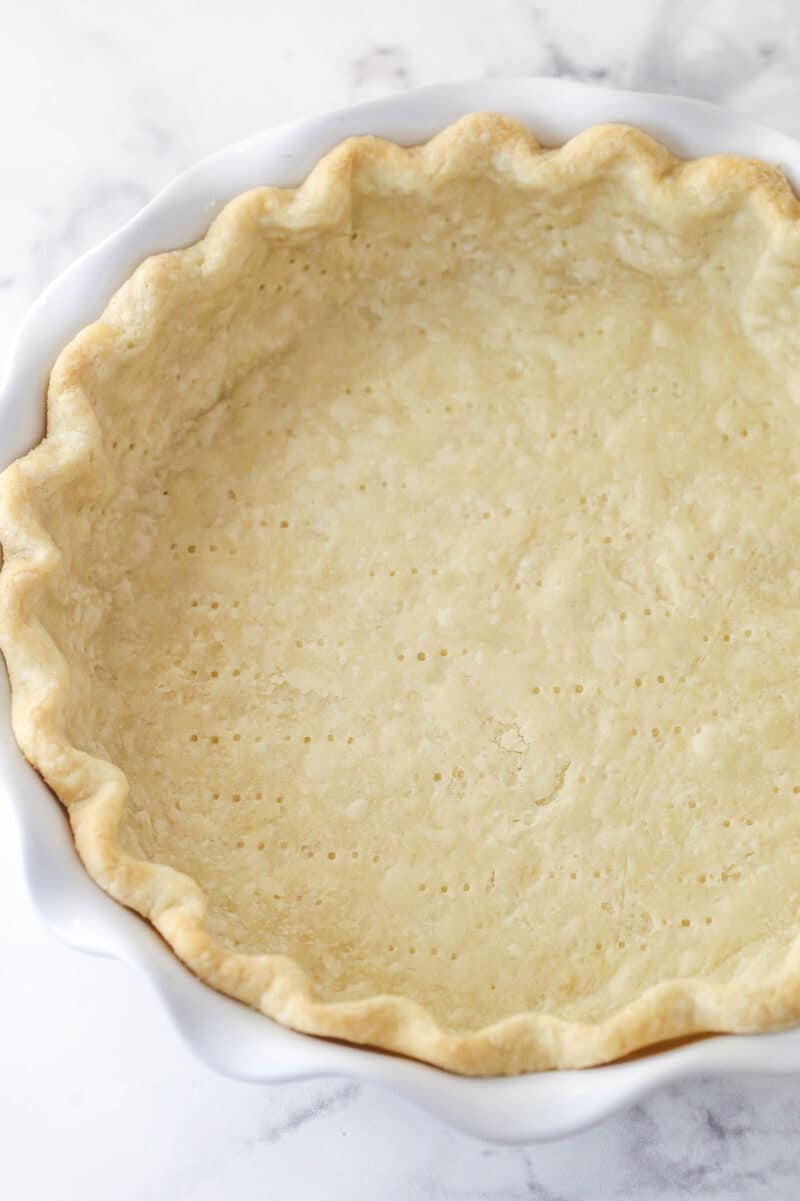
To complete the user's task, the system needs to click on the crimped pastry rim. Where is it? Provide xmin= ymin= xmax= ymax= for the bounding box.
xmin=3 ymin=112 xmax=800 ymax=1075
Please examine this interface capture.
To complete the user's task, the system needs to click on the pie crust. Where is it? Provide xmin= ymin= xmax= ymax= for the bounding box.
xmin=3 ymin=113 xmax=800 ymax=1074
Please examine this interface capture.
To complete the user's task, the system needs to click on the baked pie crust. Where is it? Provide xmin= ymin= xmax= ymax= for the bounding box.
xmin=4 ymin=113 xmax=800 ymax=1074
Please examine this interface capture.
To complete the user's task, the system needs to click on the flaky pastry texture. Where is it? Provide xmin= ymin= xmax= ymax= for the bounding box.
xmin=4 ymin=114 xmax=800 ymax=1074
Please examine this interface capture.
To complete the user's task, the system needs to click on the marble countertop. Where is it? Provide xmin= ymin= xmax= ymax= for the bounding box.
xmin=3 ymin=0 xmax=800 ymax=1196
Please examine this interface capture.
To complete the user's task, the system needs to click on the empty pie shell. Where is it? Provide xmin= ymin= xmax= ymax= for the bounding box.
xmin=3 ymin=113 xmax=800 ymax=1074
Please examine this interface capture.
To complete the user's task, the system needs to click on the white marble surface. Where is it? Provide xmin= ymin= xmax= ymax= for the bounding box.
xmin=3 ymin=0 xmax=800 ymax=1195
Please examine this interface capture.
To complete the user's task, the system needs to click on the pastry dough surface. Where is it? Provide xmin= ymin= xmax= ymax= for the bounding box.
xmin=4 ymin=114 xmax=800 ymax=1072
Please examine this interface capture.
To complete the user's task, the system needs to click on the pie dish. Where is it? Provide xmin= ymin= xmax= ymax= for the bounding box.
xmin=4 ymin=103 xmax=800 ymax=1078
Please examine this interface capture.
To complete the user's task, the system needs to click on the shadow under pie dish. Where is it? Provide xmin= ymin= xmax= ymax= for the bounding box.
xmin=3 ymin=112 xmax=800 ymax=1076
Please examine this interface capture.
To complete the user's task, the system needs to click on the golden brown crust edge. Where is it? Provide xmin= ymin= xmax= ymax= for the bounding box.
xmin=3 ymin=112 xmax=800 ymax=1075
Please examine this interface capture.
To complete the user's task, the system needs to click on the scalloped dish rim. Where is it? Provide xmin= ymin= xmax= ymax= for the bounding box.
xmin=3 ymin=78 xmax=800 ymax=1139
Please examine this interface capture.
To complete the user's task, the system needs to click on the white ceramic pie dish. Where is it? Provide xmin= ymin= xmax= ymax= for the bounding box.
xmin=4 ymin=76 xmax=800 ymax=1142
